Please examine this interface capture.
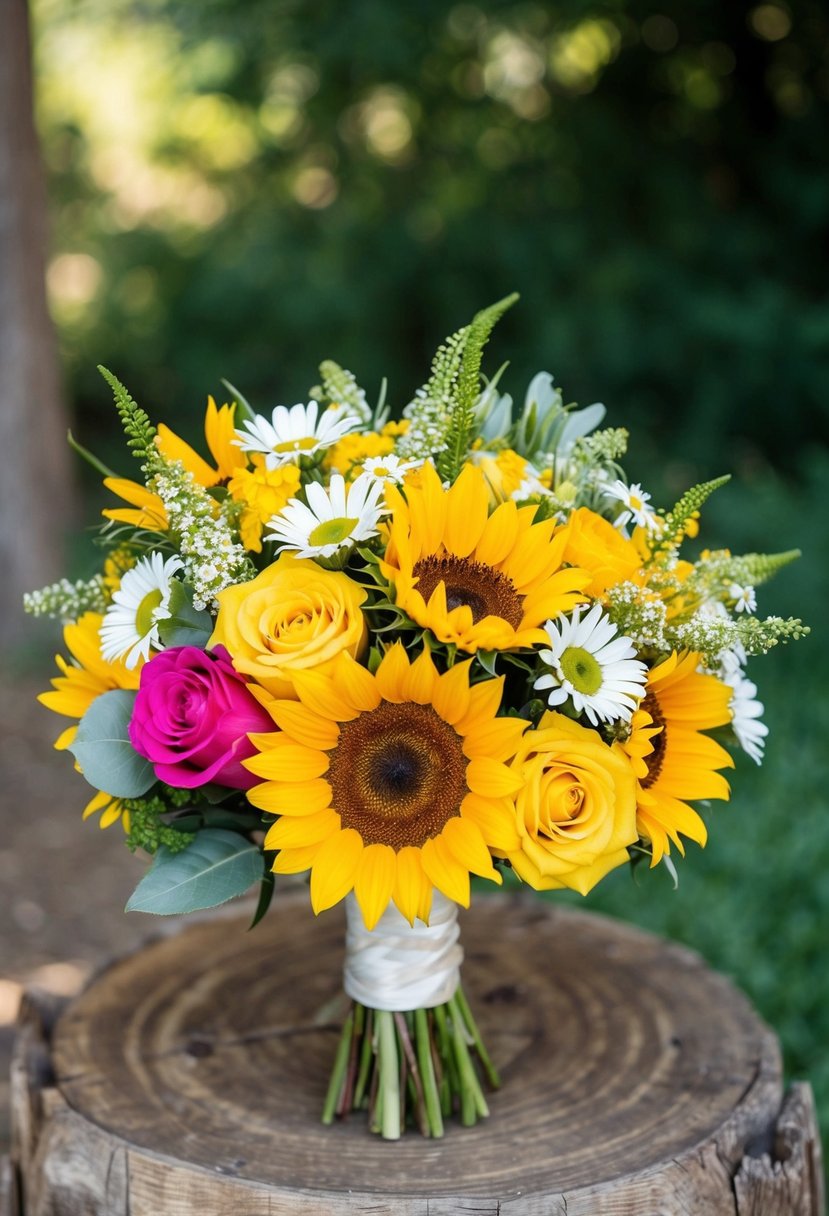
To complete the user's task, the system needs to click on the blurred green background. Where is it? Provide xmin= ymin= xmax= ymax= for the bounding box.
xmin=27 ymin=0 xmax=829 ymax=1146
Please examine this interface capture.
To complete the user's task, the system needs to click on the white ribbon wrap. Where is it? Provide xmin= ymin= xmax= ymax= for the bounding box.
xmin=343 ymin=890 xmax=463 ymax=1011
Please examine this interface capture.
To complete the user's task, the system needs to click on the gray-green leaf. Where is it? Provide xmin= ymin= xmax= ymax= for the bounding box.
xmin=157 ymin=580 xmax=213 ymax=649
xmin=69 ymin=689 xmax=154 ymax=798
xmin=125 ymin=829 xmax=264 ymax=915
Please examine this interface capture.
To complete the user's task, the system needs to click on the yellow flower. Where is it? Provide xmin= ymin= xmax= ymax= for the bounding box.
xmin=210 ymin=554 xmax=368 ymax=697
xmin=157 ymin=396 xmax=246 ymax=486
xmin=102 ymin=547 xmax=137 ymax=593
xmin=380 ymin=462 xmax=589 ymax=654
xmin=558 ymin=507 xmax=643 ymax=598
xmin=623 ymin=651 xmax=734 ymax=865
xmin=473 ymin=449 xmax=529 ymax=503
xmin=227 ymin=463 xmax=302 ymax=552
xmin=38 ymin=612 xmax=141 ymax=831
xmin=102 ymin=479 xmax=169 ymax=530
xmin=245 ymin=644 xmax=527 ymax=928
xmin=502 ymin=711 xmax=638 ymax=894
xmin=323 ymin=430 xmax=394 ymax=480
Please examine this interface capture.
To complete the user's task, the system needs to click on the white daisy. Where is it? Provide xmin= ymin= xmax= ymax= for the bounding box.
xmin=717 ymin=647 xmax=767 ymax=764
xmin=533 ymin=603 xmax=648 ymax=726
xmin=266 ymin=472 xmax=385 ymax=558
xmin=99 ymin=553 xmax=184 ymax=669
xmin=603 ymin=479 xmax=660 ymax=533
xmin=729 ymin=582 xmax=757 ymax=614
xmin=361 ymin=454 xmax=421 ymax=485
xmin=234 ymin=401 xmax=360 ymax=469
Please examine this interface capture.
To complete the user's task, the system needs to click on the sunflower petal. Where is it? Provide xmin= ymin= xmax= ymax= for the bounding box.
xmin=246 ymin=778 xmax=333 ymax=816
xmin=354 ymin=843 xmax=397 ymax=930
xmin=273 ymin=843 xmax=323 ymax=874
xmin=374 ymin=643 xmax=411 ymax=703
xmin=265 ymin=807 xmax=340 ymax=850
xmin=269 ymin=701 xmax=340 ymax=750
xmin=392 ymin=846 xmax=432 ymax=926
xmin=336 ymin=655 xmax=382 ymax=713
xmin=420 ymin=836 xmax=470 ymax=907
xmin=441 ymin=816 xmax=501 ymax=883
xmin=310 ymin=829 xmax=364 ymax=913
xmin=467 ymin=756 xmax=524 ymax=797
xmin=460 ymin=792 xmax=522 ymax=852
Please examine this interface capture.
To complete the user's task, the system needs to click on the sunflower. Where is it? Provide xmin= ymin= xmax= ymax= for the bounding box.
xmin=244 ymin=643 xmax=528 ymax=929
xmin=38 ymin=612 xmax=141 ymax=830
xmin=156 ymin=396 xmax=246 ymax=486
xmin=380 ymin=462 xmax=589 ymax=654
xmin=623 ymin=651 xmax=734 ymax=865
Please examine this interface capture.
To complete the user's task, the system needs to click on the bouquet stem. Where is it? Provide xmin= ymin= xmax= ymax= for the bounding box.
xmin=322 ymin=983 xmax=499 ymax=1139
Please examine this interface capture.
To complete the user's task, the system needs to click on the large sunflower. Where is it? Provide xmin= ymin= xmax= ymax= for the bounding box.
xmin=380 ymin=462 xmax=588 ymax=653
xmin=244 ymin=643 xmax=528 ymax=928
xmin=624 ymin=651 xmax=734 ymax=865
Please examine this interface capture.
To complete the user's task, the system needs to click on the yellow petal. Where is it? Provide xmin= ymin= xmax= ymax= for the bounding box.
xmin=460 ymin=793 xmax=522 ymax=852
xmin=354 ymin=843 xmax=397 ymax=930
xmin=269 ymin=701 xmax=340 ymax=750
xmin=82 ymin=789 xmax=111 ymax=819
xmin=420 ymin=836 xmax=470 ymax=907
xmin=336 ymin=655 xmax=382 ymax=713
xmin=273 ymin=843 xmax=323 ymax=874
xmin=205 ymin=397 xmax=244 ymax=480
xmin=454 ymin=677 xmax=504 ymax=733
xmin=474 ymin=500 xmax=520 ymax=567
xmin=157 ymin=423 xmax=218 ymax=487
xmin=431 ymin=660 xmax=472 ymax=725
xmin=242 ymin=738 xmax=329 ymax=781
xmin=310 ymin=829 xmax=364 ymax=913
xmin=99 ymin=803 xmax=124 ymax=829
xmin=463 ymin=715 xmax=527 ymax=762
xmin=292 ymin=668 xmax=359 ymax=722
xmin=444 ymin=464 xmax=490 ymax=558
xmin=441 ymin=816 xmax=501 ymax=883
xmin=466 ymin=757 xmax=523 ymax=797
xmin=392 ymin=846 xmax=432 ymax=926
xmin=402 ymin=647 xmax=438 ymax=704
xmin=374 ymin=643 xmax=411 ymax=703
xmin=246 ymin=778 xmax=333 ymax=816
xmin=264 ymin=807 xmax=340 ymax=850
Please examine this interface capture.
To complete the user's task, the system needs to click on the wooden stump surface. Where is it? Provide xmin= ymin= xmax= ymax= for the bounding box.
xmin=10 ymin=891 xmax=825 ymax=1215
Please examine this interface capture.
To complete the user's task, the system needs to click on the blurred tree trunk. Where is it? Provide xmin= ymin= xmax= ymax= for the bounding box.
xmin=0 ymin=0 xmax=74 ymax=654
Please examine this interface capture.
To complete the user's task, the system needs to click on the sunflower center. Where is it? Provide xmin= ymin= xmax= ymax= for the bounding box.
xmin=327 ymin=701 xmax=468 ymax=850
xmin=640 ymin=693 xmax=667 ymax=788
xmin=135 ymin=589 xmax=163 ymax=637
xmin=559 ymin=646 xmax=603 ymax=695
xmin=412 ymin=555 xmax=524 ymax=627
xmin=308 ymin=516 xmax=358 ymax=547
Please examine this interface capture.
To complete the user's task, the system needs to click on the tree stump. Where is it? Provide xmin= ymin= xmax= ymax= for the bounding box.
xmin=9 ymin=891 xmax=825 ymax=1215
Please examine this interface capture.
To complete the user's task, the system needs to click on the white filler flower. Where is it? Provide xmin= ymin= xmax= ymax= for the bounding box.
xmin=603 ymin=479 xmax=660 ymax=532
xmin=534 ymin=603 xmax=648 ymax=725
xmin=234 ymin=402 xmax=360 ymax=469
xmin=99 ymin=552 xmax=184 ymax=669
xmin=361 ymin=454 xmax=421 ymax=485
xmin=266 ymin=472 xmax=385 ymax=559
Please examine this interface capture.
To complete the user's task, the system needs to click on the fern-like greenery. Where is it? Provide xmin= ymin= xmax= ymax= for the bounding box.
xmin=437 ymin=292 xmax=519 ymax=483
xmin=651 ymin=474 xmax=731 ymax=562
xmin=98 ymin=366 xmax=157 ymax=466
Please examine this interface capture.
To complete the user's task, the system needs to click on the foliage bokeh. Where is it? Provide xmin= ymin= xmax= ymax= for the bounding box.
xmin=35 ymin=0 xmax=829 ymax=477
xmin=31 ymin=0 xmax=829 ymax=1147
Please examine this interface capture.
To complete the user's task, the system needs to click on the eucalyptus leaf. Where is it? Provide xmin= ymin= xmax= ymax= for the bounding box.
xmin=157 ymin=580 xmax=213 ymax=649
xmin=69 ymin=689 xmax=155 ymax=798
xmin=126 ymin=828 xmax=263 ymax=915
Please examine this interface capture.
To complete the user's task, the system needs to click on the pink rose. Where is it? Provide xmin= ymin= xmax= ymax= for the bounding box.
xmin=129 ymin=646 xmax=274 ymax=790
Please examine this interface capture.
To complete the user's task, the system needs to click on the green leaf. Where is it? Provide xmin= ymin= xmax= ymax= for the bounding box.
xmin=157 ymin=580 xmax=214 ymax=649
xmin=125 ymin=828 xmax=264 ymax=915
xmin=69 ymin=689 xmax=155 ymax=798
xmin=248 ymin=870 xmax=275 ymax=930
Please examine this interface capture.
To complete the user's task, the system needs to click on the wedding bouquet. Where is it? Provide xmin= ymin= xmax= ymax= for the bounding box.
xmin=28 ymin=295 xmax=807 ymax=1139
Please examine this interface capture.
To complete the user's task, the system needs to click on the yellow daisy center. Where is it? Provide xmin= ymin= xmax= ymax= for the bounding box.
xmin=135 ymin=589 xmax=163 ymax=636
xmin=413 ymin=555 xmax=524 ymax=627
xmin=326 ymin=701 xmax=468 ymax=849
xmin=640 ymin=693 xmax=667 ymax=788
xmin=273 ymin=436 xmax=318 ymax=453
xmin=308 ymin=516 xmax=359 ymax=547
xmin=559 ymin=646 xmax=603 ymax=695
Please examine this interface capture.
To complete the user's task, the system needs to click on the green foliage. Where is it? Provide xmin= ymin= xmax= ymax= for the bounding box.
xmin=98 ymin=366 xmax=157 ymax=467
xmin=437 ymin=293 xmax=519 ymax=483
xmin=125 ymin=828 xmax=264 ymax=914
xmin=652 ymin=475 xmax=731 ymax=560
xmin=156 ymin=579 xmax=214 ymax=648
xmin=124 ymin=792 xmax=196 ymax=855
xmin=68 ymin=689 xmax=155 ymax=798
xmin=318 ymin=360 xmax=370 ymax=423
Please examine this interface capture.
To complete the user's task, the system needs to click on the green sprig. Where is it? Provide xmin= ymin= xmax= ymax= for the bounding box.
xmin=98 ymin=366 xmax=158 ymax=466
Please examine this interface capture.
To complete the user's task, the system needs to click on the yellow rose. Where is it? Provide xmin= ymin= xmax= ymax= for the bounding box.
xmin=209 ymin=555 xmax=368 ymax=697
xmin=558 ymin=507 xmax=643 ymax=597
xmin=504 ymin=711 xmax=638 ymax=895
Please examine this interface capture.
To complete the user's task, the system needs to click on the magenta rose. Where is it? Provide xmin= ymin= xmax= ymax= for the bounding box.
xmin=129 ymin=645 xmax=274 ymax=790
